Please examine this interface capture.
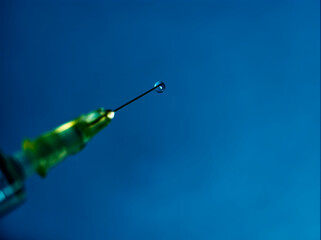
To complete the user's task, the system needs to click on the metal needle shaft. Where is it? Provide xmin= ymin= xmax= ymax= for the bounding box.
xmin=113 ymin=85 xmax=159 ymax=112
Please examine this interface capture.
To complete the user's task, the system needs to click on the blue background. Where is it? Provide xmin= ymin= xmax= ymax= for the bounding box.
xmin=0 ymin=0 xmax=320 ymax=239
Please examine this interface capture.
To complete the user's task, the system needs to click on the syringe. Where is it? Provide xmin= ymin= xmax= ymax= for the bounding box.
xmin=0 ymin=81 xmax=165 ymax=217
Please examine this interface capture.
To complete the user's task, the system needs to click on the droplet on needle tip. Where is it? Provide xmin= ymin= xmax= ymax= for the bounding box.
xmin=154 ymin=81 xmax=166 ymax=93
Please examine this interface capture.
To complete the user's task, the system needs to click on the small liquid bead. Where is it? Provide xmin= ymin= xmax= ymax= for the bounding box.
xmin=154 ymin=81 xmax=166 ymax=93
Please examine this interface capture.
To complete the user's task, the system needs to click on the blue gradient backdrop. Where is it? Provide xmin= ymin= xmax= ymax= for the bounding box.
xmin=0 ymin=0 xmax=320 ymax=239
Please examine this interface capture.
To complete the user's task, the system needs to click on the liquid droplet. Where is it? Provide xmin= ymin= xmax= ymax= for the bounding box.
xmin=154 ymin=81 xmax=166 ymax=93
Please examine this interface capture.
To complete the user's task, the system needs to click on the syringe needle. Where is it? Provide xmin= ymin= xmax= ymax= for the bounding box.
xmin=113 ymin=81 xmax=165 ymax=112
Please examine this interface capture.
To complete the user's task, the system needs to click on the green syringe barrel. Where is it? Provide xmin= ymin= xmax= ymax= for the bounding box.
xmin=20 ymin=108 xmax=114 ymax=177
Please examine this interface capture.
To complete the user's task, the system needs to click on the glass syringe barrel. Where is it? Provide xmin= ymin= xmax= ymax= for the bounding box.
xmin=0 ymin=152 xmax=26 ymax=217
